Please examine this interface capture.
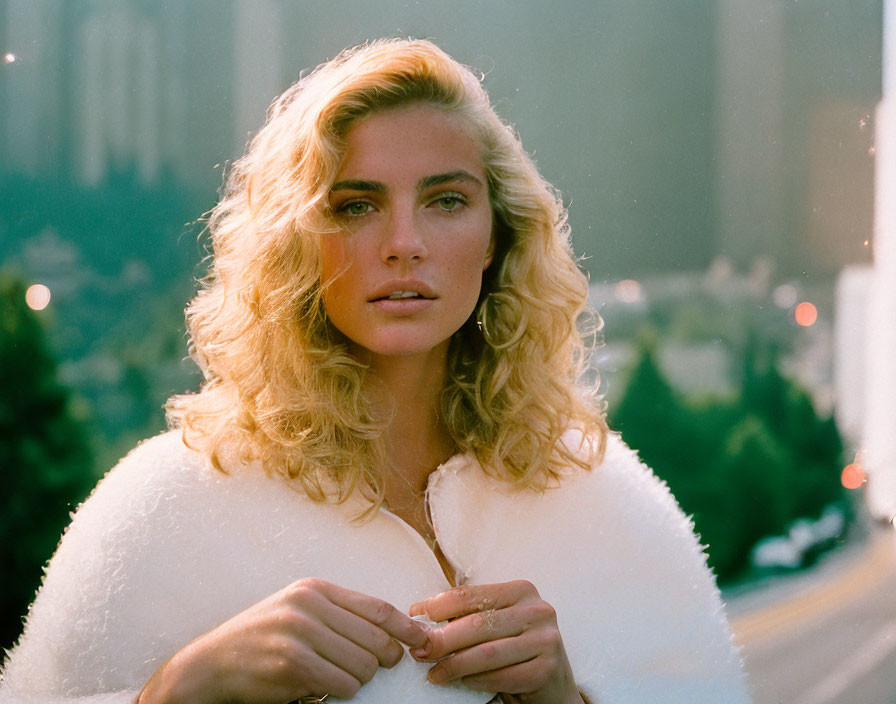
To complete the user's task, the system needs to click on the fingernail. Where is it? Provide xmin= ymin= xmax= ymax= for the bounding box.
xmin=428 ymin=667 xmax=447 ymax=684
xmin=410 ymin=641 xmax=431 ymax=659
xmin=408 ymin=622 xmax=429 ymax=648
xmin=409 ymin=602 xmax=424 ymax=616
xmin=387 ymin=641 xmax=404 ymax=668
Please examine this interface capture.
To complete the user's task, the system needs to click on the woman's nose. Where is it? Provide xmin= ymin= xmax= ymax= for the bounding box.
xmin=380 ymin=208 xmax=426 ymax=263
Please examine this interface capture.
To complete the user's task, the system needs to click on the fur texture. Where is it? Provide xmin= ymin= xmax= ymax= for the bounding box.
xmin=0 ymin=430 xmax=748 ymax=703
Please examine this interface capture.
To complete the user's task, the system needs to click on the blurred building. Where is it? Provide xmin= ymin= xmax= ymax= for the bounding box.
xmin=0 ymin=0 xmax=883 ymax=277
xmin=76 ymin=4 xmax=161 ymax=184
xmin=2 ymin=0 xmax=69 ymax=177
xmin=716 ymin=0 xmax=880 ymax=276
xmin=1 ymin=0 xmax=236 ymax=187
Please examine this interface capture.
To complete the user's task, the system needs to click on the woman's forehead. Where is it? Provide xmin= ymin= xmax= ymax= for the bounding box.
xmin=333 ymin=105 xmax=486 ymax=183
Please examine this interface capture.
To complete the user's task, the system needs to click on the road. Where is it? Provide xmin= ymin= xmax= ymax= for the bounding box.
xmin=727 ymin=526 xmax=896 ymax=704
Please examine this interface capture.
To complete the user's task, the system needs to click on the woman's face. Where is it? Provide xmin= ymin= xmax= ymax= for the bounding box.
xmin=321 ymin=104 xmax=494 ymax=364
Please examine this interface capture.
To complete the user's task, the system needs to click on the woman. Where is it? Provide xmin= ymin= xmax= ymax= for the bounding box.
xmin=0 ymin=39 xmax=748 ymax=703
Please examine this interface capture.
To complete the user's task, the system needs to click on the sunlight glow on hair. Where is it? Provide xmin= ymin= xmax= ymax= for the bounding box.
xmin=166 ymin=38 xmax=607 ymax=516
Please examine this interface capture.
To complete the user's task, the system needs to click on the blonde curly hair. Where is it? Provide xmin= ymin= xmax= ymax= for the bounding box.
xmin=167 ymin=38 xmax=607 ymax=511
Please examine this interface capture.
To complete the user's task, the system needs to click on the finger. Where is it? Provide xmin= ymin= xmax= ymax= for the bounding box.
xmin=273 ymin=647 xmax=363 ymax=702
xmin=319 ymin=603 xmax=405 ymax=668
xmin=307 ymin=623 xmax=383 ymax=686
xmin=412 ymin=606 xmax=523 ymax=662
xmin=321 ymin=582 xmax=429 ymax=649
xmin=459 ymin=657 xmax=550 ymax=695
xmin=410 ymin=581 xmax=536 ymax=622
xmin=426 ymin=636 xmax=535 ymax=685
xmin=297 ymin=655 xmax=364 ymax=701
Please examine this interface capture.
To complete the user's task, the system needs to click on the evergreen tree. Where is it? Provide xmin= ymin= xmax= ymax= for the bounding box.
xmin=612 ymin=340 xmax=682 ymax=463
xmin=612 ymin=340 xmax=718 ymax=535
xmin=0 ymin=277 xmax=95 ymax=651
xmin=612 ymin=333 xmax=848 ymax=583
xmin=707 ymin=415 xmax=794 ymax=577
xmin=739 ymin=337 xmax=845 ymax=521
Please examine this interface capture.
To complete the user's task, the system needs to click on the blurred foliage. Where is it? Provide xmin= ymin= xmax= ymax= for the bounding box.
xmin=611 ymin=334 xmax=846 ymax=583
xmin=0 ymin=167 xmax=206 ymax=459
xmin=0 ymin=167 xmax=204 ymax=651
xmin=0 ymin=276 xmax=96 ymax=652
xmin=0 ymin=166 xmax=204 ymax=279
xmin=0 ymin=167 xmax=207 ymax=364
xmin=598 ymin=269 xmax=802 ymax=364
xmin=91 ymin=282 xmax=202 ymax=474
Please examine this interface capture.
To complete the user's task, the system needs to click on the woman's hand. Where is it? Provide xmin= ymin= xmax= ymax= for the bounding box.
xmin=137 ymin=578 xmax=430 ymax=704
xmin=408 ymin=580 xmax=584 ymax=704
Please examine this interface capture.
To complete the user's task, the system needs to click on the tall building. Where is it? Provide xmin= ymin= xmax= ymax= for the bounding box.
xmin=0 ymin=0 xmax=883 ymax=276
xmin=76 ymin=3 xmax=162 ymax=184
xmin=715 ymin=0 xmax=880 ymax=275
xmin=2 ymin=0 xmax=67 ymax=176
xmin=232 ymin=0 xmax=285 ymax=157
xmin=1 ymin=0 xmax=238 ymax=189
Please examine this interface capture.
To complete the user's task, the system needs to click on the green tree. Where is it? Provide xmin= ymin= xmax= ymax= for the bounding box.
xmin=612 ymin=334 xmax=847 ymax=583
xmin=739 ymin=339 xmax=845 ymax=520
xmin=0 ymin=276 xmax=95 ymax=651
xmin=612 ymin=340 xmax=684 ymax=466
xmin=703 ymin=416 xmax=794 ymax=578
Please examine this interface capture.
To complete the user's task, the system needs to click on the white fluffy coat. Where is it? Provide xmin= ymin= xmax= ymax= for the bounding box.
xmin=0 ymin=430 xmax=749 ymax=703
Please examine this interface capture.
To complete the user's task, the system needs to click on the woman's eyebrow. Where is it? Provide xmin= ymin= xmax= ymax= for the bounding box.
xmin=330 ymin=179 xmax=386 ymax=193
xmin=418 ymin=170 xmax=483 ymax=190
xmin=329 ymin=171 xmax=483 ymax=194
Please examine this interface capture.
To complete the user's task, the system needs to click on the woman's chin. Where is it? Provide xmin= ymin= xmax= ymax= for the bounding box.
xmin=348 ymin=336 xmax=453 ymax=364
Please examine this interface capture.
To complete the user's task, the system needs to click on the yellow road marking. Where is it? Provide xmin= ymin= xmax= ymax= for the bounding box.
xmin=731 ymin=531 xmax=896 ymax=645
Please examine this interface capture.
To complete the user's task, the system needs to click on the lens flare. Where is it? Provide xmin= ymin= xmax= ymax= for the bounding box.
xmin=772 ymin=284 xmax=798 ymax=309
xmin=794 ymin=301 xmax=817 ymax=327
xmin=25 ymin=284 xmax=51 ymax=311
xmin=3 ymin=53 xmax=15 ymax=64
xmin=614 ymin=279 xmax=642 ymax=304
xmin=841 ymin=463 xmax=867 ymax=490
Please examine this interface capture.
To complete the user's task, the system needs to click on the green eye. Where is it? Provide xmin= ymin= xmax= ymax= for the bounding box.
xmin=341 ymin=201 xmax=372 ymax=216
xmin=434 ymin=193 xmax=466 ymax=211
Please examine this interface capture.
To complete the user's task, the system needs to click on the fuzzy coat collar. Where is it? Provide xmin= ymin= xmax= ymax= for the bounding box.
xmin=1 ymin=431 xmax=748 ymax=703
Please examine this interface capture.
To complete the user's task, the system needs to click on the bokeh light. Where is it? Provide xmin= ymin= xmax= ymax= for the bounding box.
xmin=841 ymin=463 xmax=867 ymax=490
xmin=794 ymin=301 xmax=817 ymax=327
xmin=772 ymin=284 xmax=798 ymax=309
xmin=614 ymin=279 xmax=643 ymax=304
xmin=3 ymin=53 xmax=15 ymax=64
xmin=25 ymin=284 xmax=51 ymax=311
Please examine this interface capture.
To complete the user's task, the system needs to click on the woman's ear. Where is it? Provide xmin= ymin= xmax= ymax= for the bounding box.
xmin=483 ymin=235 xmax=495 ymax=271
xmin=483 ymin=217 xmax=497 ymax=271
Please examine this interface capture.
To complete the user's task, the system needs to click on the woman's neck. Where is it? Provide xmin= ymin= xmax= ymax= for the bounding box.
xmin=359 ymin=345 xmax=456 ymax=497
xmin=358 ymin=346 xmax=459 ymax=584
